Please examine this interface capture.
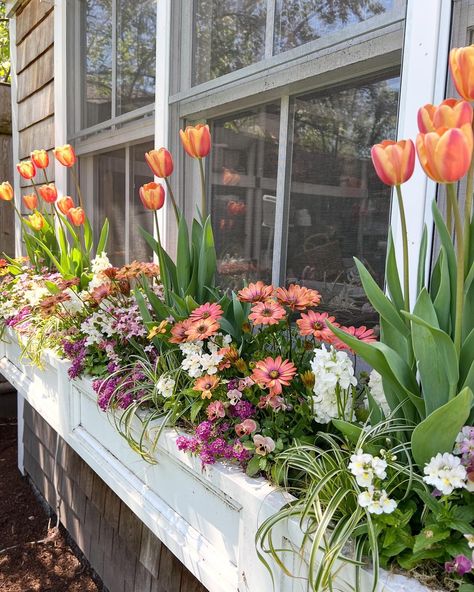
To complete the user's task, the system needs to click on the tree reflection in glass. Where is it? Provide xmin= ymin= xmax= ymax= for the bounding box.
xmin=285 ymin=76 xmax=400 ymax=327
xmin=193 ymin=0 xmax=267 ymax=85
xmin=274 ymin=0 xmax=394 ymax=53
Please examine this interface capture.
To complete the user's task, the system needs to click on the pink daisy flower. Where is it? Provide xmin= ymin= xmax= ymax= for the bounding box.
xmin=249 ymin=301 xmax=286 ymax=325
xmin=238 ymin=281 xmax=274 ymax=303
xmin=275 ymin=284 xmax=321 ymax=311
xmin=251 ymin=356 xmax=297 ymax=396
xmin=189 ymin=302 xmax=223 ymax=322
xmin=169 ymin=319 xmax=194 ymax=343
xmin=296 ymin=311 xmax=339 ymax=341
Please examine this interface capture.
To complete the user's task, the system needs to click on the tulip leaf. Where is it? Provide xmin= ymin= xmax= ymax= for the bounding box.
xmin=413 ymin=288 xmax=439 ymax=328
xmin=432 ymin=249 xmax=451 ymax=334
xmin=411 ymin=387 xmax=473 ymax=467
xmin=84 ymin=218 xmax=93 ymax=253
xmin=461 ymin=328 xmax=474 ymax=387
xmin=403 ymin=311 xmax=458 ymax=415
xmin=416 ymin=224 xmax=428 ymax=297
xmin=432 ymin=201 xmax=457 ymax=329
xmin=176 ymin=214 xmax=191 ymax=295
xmin=28 ymin=235 xmax=65 ymax=274
xmin=134 ymin=287 xmax=153 ymax=324
xmin=463 ymin=259 xmax=474 ymax=341
xmin=354 ymin=258 xmax=409 ymax=336
xmin=385 ymin=229 xmax=405 ymax=313
xmin=96 ymin=218 xmax=109 ymax=256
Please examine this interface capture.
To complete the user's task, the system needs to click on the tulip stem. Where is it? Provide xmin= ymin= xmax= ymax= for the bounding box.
xmin=154 ymin=211 xmax=161 ymax=246
xmin=43 ymin=169 xmax=49 ymax=184
xmin=30 ymin=179 xmax=43 ymax=213
xmin=463 ymin=147 xmax=474 ymax=276
xmin=446 ymin=183 xmax=465 ymax=355
xmin=164 ymin=177 xmax=180 ymax=224
xmin=395 ymin=184 xmax=410 ymax=312
xmin=198 ymin=158 xmax=206 ymax=220
xmin=70 ymin=166 xmax=84 ymax=210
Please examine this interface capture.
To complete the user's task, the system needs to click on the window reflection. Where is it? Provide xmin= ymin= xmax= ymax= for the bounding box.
xmin=81 ymin=0 xmax=113 ymax=128
xmin=117 ymin=0 xmax=156 ymax=115
xmin=96 ymin=149 xmax=126 ymax=266
xmin=274 ymin=0 xmax=394 ymax=53
xmin=209 ymin=104 xmax=280 ymax=290
xmin=285 ymin=77 xmax=400 ymax=327
xmin=193 ymin=0 xmax=267 ymax=85
xmin=130 ymin=142 xmax=154 ymax=262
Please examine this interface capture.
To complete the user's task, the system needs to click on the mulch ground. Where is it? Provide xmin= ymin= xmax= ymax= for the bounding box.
xmin=0 ymin=417 xmax=102 ymax=592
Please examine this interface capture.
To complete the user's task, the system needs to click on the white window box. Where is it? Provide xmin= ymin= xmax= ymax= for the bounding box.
xmin=0 ymin=331 xmax=431 ymax=592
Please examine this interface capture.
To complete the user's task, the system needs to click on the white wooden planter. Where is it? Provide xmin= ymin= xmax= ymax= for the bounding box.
xmin=0 ymin=331 xmax=432 ymax=592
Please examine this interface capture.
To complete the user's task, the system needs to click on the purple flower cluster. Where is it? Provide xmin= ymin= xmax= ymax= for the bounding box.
xmin=109 ymin=303 xmax=147 ymax=341
xmin=445 ymin=554 xmax=472 ymax=576
xmin=93 ymin=364 xmax=146 ymax=411
xmin=6 ymin=306 xmax=31 ymax=328
xmin=231 ymin=399 xmax=256 ymax=420
xmin=63 ymin=338 xmax=87 ymax=379
xmin=454 ymin=426 xmax=474 ymax=472
xmin=176 ymin=420 xmax=251 ymax=467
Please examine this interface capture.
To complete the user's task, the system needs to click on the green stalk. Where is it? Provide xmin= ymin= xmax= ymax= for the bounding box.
xmin=164 ymin=177 xmax=180 ymax=224
xmin=395 ymin=185 xmax=410 ymax=311
xmin=446 ymin=183 xmax=465 ymax=355
xmin=197 ymin=157 xmax=206 ymax=219
xmin=30 ymin=178 xmax=43 ymax=212
xmin=154 ymin=210 xmax=161 ymax=245
xmin=70 ymin=166 xmax=84 ymax=209
xmin=463 ymin=142 xmax=474 ymax=276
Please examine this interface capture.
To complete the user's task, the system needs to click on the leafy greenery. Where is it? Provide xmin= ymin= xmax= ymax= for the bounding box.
xmin=0 ymin=3 xmax=10 ymax=83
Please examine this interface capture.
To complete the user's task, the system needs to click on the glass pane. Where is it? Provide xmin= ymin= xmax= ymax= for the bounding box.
xmin=96 ymin=149 xmax=126 ymax=266
xmin=285 ymin=76 xmax=400 ymax=327
xmin=274 ymin=0 xmax=395 ymax=53
xmin=193 ymin=0 xmax=267 ymax=85
xmin=130 ymin=141 xmax=154 ymax=262
xmin=209 ymin=104 xmax=280 ymax=291
xmin=117 ymin=0 xmax=157 ymax=115
xmin=81 ymin=0 xmax=112 ymax=128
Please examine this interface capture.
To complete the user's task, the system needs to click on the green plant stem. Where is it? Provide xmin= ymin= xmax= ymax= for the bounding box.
xmin=164 ymin=177 xmax=180 ymax=224
xmin=446 ymin=191 xmax=453 ymax=237
xmin=70 ymin=166 xmax=84 ymax=209
xmin=198 ymin=158 xmax=206 ymax=219
xmin=30 ymin=179 xmax=43 ymax=212
xmin=463 ymin=146 xmax=474 ymax=276
xmin=395 ymin=185 xmax=410 ymax=312
xmin=154 ymin=210 xmax=161 ymax=245
xmin=43 ymin=169 xmax=49 ymax=184
xmin=446 ymin=183 xmax=465 ymax=355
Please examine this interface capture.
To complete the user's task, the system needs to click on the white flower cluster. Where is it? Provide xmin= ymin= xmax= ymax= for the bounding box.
xmin=349 ymin=450 xmax=397 ymax=515
xmin=423 ymin=452 xmax=467 ymax=496
xmin=179 ymin=334 xmax=231 ymax=378
xmin=368 ymin=369 xmax=391 ymax=417
xmin=24 ymin=286 xmax=50 ymax=307
xmin=156 ymin=374 xmax=176 ymax=398
xmin=81 ymin=310 xmax=115 ymax=347
xmin=88 ymin=252 xmax=112 ymax=291
xmin=310 ymin=345 xmax=357 ymax=423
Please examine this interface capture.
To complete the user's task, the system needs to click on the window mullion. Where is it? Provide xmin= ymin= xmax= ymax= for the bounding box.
xmin=125 ymin=146 xmax=131 ymax=263
xmin=112 ymin=0 xmax=117 ymax=120
xmin=271 ymin=95 xmax=292 ymax=286
xmin=265 ymin=0 xmax=276 ymax=58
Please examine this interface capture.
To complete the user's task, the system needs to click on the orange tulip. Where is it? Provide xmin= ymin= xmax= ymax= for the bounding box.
xmin=30 ymin=149 xmax=49 ymax=169
xmin=139 ymin=182 xmax=165 ymax=210
xmin=0 ymin=181 xmax=14 ymax=201
xmin=38 ymin=183 xmax=58 ymax=203
xmin=450 ymin=45 xmax=474 ymax=101
xmin=28 ymin=211 xmax=45 ymax=231
xmin=179 ymin=124 xmax=211 ymax=159
xmin=57 ymin=195 xmax=75 ymax=215
xmin=416 ymin=124 xmax=474 ymax=183
xmin=16 ymin=160 xmax=36 ymax=180
xmin=67 ymin=207 xmax=86 ymax=226
xmin=370 ymin=139 xmax=415 ymax=186
xmin=54 ymin=144 xmax=76 ymax=167
xmin=418 ymin=99 xmax=473 ymax=133
xmin=22 ymin=194 xmax=38 ymax=210
xmin=145 ymin=148 xmax=174 ymax=178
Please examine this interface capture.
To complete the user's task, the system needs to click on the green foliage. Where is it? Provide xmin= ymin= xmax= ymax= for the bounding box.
xmin=0 ymin=5 xmax=10 ymax=83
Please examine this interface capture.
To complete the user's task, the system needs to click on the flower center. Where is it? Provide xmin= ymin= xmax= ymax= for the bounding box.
xmin=313 ymin=322 xmax=323 ymax=330
xmin=269 ymin=370 xmax=280 ymax=379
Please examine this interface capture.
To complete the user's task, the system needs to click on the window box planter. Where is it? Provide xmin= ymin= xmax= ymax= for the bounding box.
xmin=0 ymin=331 xmax=432 ymax=592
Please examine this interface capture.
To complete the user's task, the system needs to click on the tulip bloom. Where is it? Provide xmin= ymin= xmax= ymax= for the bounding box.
xmin=418 ymin=99 xmax=473 ymax=133
xmin=28 ymin=212 xmax=45 ymax=231
xmin=22 ymin=194 xmax=38 ymax=210
xmin=54 ymin=144 xmax=76 ymax=167
xmin=57 ymin=195 xmax=75 ymax=215
xmin=145 ymin=148 xmax=174 ymax=178
xmin=31 ymin=149 xmax=49 ymax=169
xmin=67 ymin=207 xmax=86 ymax=226
xmin=16 ymin=160 xmax=36 ymax=180
xmin=370 ymin=139 xmax=415 ymax=186
xmin=38 ymin=183 xmax=58 ymax=203
xmin=179 ymin=124 xmax=211 ymax=159
xmin=416 ymin=124 xmax=474 ymax=183
xmin=139 ymin=182 xmax=165 ymax=210
xmin=0 ymin=181 xmax=14 ymax=201
xmin=450 ymin=45 xmax=474 ymax=101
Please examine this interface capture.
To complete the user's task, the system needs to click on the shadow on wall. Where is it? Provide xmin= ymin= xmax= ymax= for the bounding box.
xmin=0 ymin=373 xmax=16 ymax=418
xmin=0 ymin=82 xmax=14 ymax=257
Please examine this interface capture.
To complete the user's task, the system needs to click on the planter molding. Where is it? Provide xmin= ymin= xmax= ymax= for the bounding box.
xmin=0 ymin=332 xmax=431 ymax=592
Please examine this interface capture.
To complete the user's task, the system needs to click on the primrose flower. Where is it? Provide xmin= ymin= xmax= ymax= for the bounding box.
xmin=253 ymin=434 xmax=275 ymax=456
xmin=237 ymin=281 xmax=274 ymax=303
xmin=249 ymin=300 xmax=286 ymax=325
xmin=368 ymin=369 xmax=390 ymax=417
xmin=349 ymin=451 xmax=387 ymax=487
xmin=357 ymin=487 xmax=397 ymax=515
xmin=454 ymin=426 xmax=474 ymax=460
xmin=156 ymin=374 xmax=175 ymax=398
xmin=251 ymin=356 xmax=297 ymax=396
xmin=423 ymin=452 xmax=467 ymax=495
xmin=464 ymin=534 xmax=474 ymax=549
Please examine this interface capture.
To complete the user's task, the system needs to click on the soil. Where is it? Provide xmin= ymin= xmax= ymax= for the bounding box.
xmin=0 ymin=418 xmax=102 ymax=592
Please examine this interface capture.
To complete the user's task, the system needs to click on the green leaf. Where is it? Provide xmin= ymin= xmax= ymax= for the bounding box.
xmin=96 ymin=218 xmax=109 ymax=255
xmin=416 ymin=224 xmax=428 ymax=297
xmin=44 ymin=280 xmax=60 ymax=294
xmin=142 ymin=282 xmax=172 ymax=320
xmin=403 ymin=310 xmax=458 ymax=414
xmin=412 ymin=525 xmax=450 ymax=554
xmin=176 ymin=215 xmax=191 ymax=295
xmin=432 ymin=249 xmax=451 ymax=333
xmin=134 ymin=288 xmax=153 ymax=324
xmin=190 ymin=399 xmax=204 ymax=423
xmin=28 ymin=235 xmax=65 ymax=274
xmin=464 ymin=259 xmax=474 ymax=341
xmin=84 ymin=217 xmax=93 ymax=253
xmin=397 ymin=549 xmax=445 ymax=570
xmin=411 ymin=387 xmax=474 ymax=467
xmin=331 ymin=420 xmax=364 ymax=444
xmin=385 ymin=229 xmax=405 ymax=313
xmin=246 ymin=455 xmax=262 ymax=477
xmin=460 ymin=584 xmax=474 ymax=592
xmin=432 ymin=201 xmax=457 ymax=330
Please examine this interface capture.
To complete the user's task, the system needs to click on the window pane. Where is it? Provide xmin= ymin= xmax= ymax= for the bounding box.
xmin=96 ymin=149 xmax=126 ymax=266
xmin=209 ymin=104 xmax=280 ymax=291
xmin=130 ymin=141 xmax=154 ymax=262
xmin=117 ymin=0 xmax=157 ymax=115
xmin=81 ymin=0 xmax=112 ymax=128
xmin=193 ymin=0 xmax=267 ymax=85
xmin=285 ymin=76 xmax=400 ymax=327
xmin=274 ymin=0 xmax=395 ymax=53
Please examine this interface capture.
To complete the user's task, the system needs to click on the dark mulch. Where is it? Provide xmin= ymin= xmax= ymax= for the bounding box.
xmin=0 ymin=418 xmax=102 ymax=592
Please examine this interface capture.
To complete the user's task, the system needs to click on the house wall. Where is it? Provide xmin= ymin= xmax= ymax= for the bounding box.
xmin=23 ymin=400 xmax=208 ymax=592
xmin=0 ymin=83 xmax=14 ymax=256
